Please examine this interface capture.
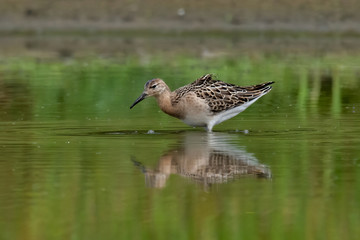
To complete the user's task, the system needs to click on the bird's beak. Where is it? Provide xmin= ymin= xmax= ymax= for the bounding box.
xmin=130 ymin=93 xmax=147 ymax=109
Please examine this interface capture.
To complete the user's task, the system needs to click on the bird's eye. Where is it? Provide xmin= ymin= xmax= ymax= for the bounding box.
xmin=150 ymin=84 xmax=157 ymax=89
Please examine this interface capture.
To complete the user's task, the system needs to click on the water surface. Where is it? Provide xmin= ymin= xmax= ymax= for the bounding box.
xmin=0 ymin=35 xmax=360 ymax=240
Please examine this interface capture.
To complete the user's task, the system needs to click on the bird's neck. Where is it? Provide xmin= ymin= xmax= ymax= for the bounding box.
xmin=156 ymin=91 xmax=183 ymax=119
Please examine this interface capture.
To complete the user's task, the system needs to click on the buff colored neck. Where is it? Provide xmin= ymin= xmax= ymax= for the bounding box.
xmin=155 ymin=90 xmax=183 ymax=119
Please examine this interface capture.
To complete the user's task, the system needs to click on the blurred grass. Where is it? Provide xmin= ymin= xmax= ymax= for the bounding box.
xmin=1 ymin=0 xmax=360 ymax=33
xmin=1 ymin=53 xmax=359 ymax=124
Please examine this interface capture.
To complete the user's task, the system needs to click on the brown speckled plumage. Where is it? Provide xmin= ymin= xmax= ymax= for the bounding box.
xmin=130 ymin=74 xmax=274 ymax=132
xmin=173 ymin=74 xmax=274 ymax=113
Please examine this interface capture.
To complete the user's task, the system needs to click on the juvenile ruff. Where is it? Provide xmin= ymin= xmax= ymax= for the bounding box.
xmin=130 ymin=74 xmax=274 ymax=132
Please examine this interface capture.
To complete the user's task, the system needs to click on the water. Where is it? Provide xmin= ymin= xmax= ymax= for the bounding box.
xmin=0 ymin=34 xmax=360 ymax=240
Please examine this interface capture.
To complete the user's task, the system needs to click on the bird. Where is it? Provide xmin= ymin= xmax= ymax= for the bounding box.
xmin=130 ymin=74 xmax=274 ymax=132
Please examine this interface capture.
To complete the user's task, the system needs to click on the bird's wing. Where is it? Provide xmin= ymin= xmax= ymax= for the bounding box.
xmin=193 ymin=74 xmax=274 ymax=113
xmin=172 ymin=74 xmax=274 ymax=113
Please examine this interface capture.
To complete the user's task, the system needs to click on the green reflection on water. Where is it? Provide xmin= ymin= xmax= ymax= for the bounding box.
xmin=0 ymin=53 xmax=360 ymax=240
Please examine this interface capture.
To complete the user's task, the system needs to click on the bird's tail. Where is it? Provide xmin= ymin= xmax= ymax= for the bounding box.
xmin=243 ymin=81 xmax=274 ymax=97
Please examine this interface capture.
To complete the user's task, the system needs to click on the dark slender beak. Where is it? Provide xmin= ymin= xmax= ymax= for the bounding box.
xmin=130 ymin=93 xmax=147 ymax=109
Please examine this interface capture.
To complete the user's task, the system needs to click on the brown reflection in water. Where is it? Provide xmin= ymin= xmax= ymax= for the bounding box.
xmin=133 ymin=132 xmax=271 ymax=189
xmin=0 ymin=78 xmax=33 ymax=121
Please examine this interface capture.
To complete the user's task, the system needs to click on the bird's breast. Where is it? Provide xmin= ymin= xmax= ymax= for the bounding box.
xmin=178 ymin=94 xmax=211 ymax=127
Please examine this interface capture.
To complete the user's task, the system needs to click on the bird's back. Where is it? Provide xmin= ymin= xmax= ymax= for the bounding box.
xmin=173 ymin=74 xmax=274 ymax=113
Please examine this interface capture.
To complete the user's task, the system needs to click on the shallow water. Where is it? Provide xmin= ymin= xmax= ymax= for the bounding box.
xmin=0 ymin=35 xmax=360 ymax=240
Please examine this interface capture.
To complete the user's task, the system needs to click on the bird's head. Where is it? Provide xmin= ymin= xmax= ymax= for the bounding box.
xmin=130 ymin=78 xmax=169 ymax=109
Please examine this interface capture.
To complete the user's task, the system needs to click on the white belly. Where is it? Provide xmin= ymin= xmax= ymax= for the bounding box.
xmin=206 ymin=96 xmax=265 ymax=131
xmin=179 ymin=92 xmax=265 ymax=131
xmin=182 ymin=112 xmax=210 ymax=127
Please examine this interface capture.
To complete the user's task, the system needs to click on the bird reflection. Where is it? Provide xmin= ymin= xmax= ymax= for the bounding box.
xmin=133 ymin=132 xmax=271 ymax=189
